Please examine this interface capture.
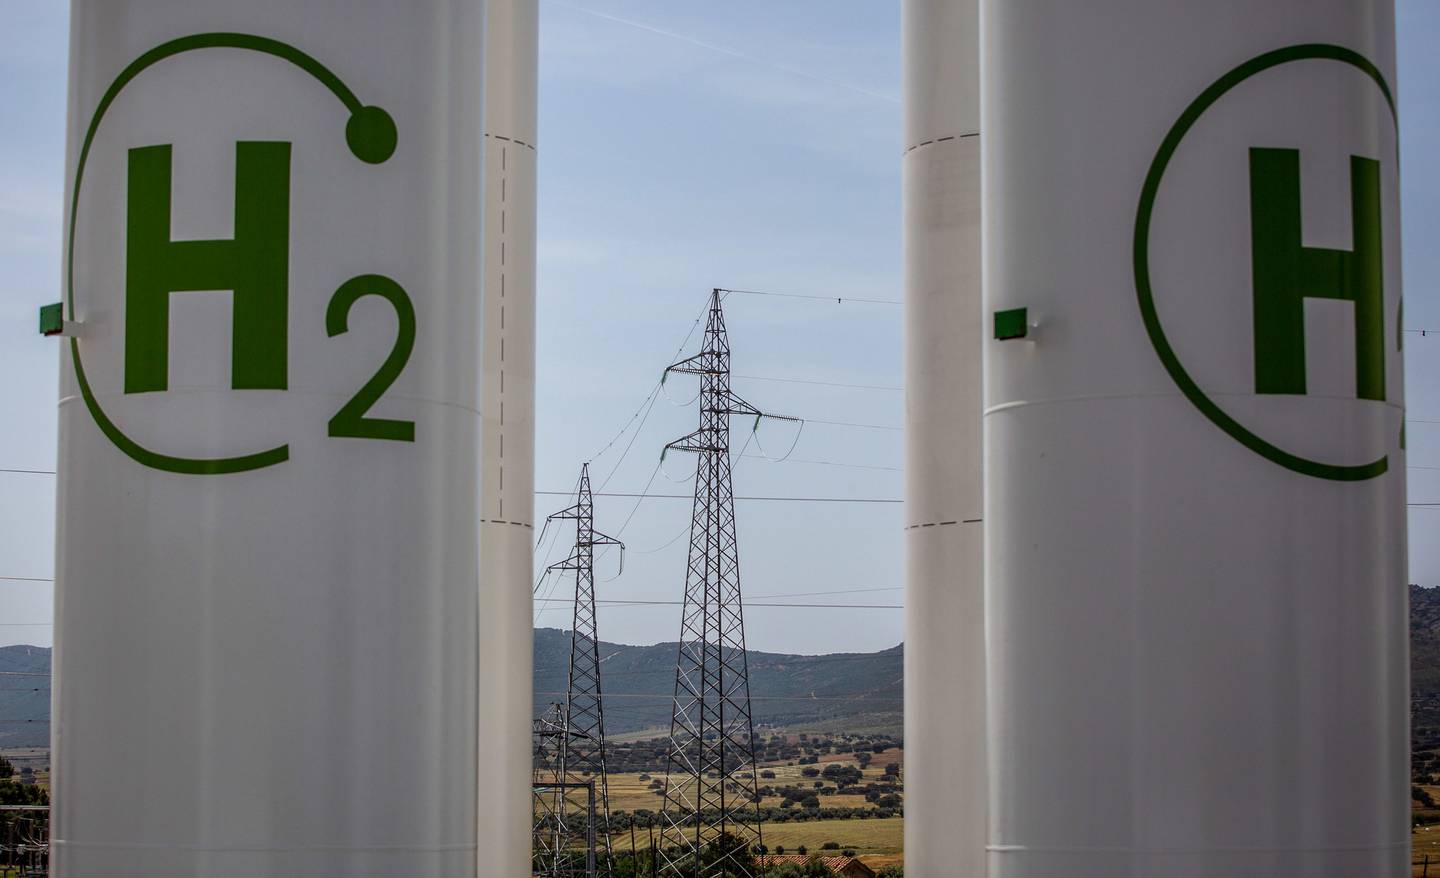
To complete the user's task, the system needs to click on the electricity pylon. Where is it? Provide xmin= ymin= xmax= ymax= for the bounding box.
xmin=533 ymin=703 xmax=572 ymax=876
xmin=545 ymin=465 xmax=623 ymax=877
xmin=657 ymin=290 xmax=791 ymax=877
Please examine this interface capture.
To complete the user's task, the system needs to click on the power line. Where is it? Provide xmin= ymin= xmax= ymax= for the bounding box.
xmin=589 ymin=296 xmax=710 ymax=472
xmin=803 ymin=418 xmax=902 ymax=432
xmin=536 ymin=492 xmax=903 ymax=504
xmin=533 ymin=293 xmax=717 ymax=614
xmin=749 ymin=585 xmax=902 ymax=598
xmin=733 ymin=374 xmax=902 ymax=392
xmin=533 ymin=598 xmax=903 ymax=609
xmin=614 ymin=409 xmax=767 ymax=564
xmin=717 ymin=287 xmax=900 ymax=306
xmin=628 ymin=525 xmax=690 ymax=556
xmin=739 ymin=455 xmax=900 ymax=473
xmin=536 ymin=691 xmax=901 ymax=704
xmin=533 ymin=649 xmax=902 ymax=679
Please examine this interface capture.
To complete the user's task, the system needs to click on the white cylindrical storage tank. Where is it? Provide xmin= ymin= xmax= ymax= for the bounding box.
xmin=479 ymin=0 xmax=538 ymax=874
xmin=52 ymin=3 xmax=484 ymax=875
xmin=984 ymin=3 xmax=1406 ymax=877
xmin=903 ymin=0 xmax=986 ymax=876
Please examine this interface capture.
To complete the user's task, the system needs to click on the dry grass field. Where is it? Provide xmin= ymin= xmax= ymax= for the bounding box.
xmin=601 ymin=817 xmax=903 ymax=874
xmin=597 ymin=741 xmax=905 ymax=872
xmin=753 ymin=817 xmax=903 ymax=870
xmin=605 ymin=744 xmax=904 ymax=814
xmin=1416 ymin=822 xmax=1440 ymax=877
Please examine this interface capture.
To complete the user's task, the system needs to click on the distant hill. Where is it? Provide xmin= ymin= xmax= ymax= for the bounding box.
xmin=13 ymin=588 xmax=1440 ymax=753
xmin=1412 ymin=585 xmax=1440 ymax=777
xmin=15 ymin=588 xmax=1440 ymax=751
xmin=0 ymin=635 xmax=902 ymax=749
xmin=533 ymin=628 xmax=902 ymax=736
xmin=0 ymin=646 xmax=50 ymax=748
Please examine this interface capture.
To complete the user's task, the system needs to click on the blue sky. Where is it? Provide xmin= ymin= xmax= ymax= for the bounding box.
xmin=1 ymin=1 xmax=1437 ymax=655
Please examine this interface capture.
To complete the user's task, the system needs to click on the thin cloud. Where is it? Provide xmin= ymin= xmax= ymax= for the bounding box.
xmin=548 ymin=0 xmax=899 ymax=105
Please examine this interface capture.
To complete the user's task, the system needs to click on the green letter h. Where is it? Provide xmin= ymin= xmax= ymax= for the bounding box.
xmin=125 ymin=142 xmax=291 ymax=394
xmin=1249 ymin=148 xmax=1384 ymax=401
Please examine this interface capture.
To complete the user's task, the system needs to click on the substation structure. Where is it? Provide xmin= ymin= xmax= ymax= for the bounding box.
xmin=532 ymin=704 xmax=599 ymax=878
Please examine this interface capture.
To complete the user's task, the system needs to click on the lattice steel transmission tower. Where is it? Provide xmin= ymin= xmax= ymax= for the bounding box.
xmin=542 ymin=465 xmax=623 ymax=877
xmin=533 ymin=702 xmax=572 ymax=876
xmin=532 ymin=701 xmax=601 ymax=878
xmin=657 ymin=290 xmax=790 ymax=878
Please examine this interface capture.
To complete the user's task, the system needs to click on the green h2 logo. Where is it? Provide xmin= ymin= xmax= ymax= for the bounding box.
xmin=1135 ymin=44 xmax=1400 ymax=482
xmin=125 ymin=142 xmax=292 ymax=396
xmin=68 ymin=34 xmax=415 ymax=475
xmin=1249 ymin=148 xmax=1384 ymax=402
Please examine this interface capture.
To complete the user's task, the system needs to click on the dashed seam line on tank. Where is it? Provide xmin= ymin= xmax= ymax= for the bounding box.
xmin=905 ymin=518 xmax=981 ymax=531
xmin=486 ymin=131 xmax=536 ymax=530
xmin=903 ymin=131 xmax=979 ymax=155
xmin=485 ymin=132 xmax=537 ymax=151
xmin=498 ymin=143 xmax=507 ymax=519
xmin=480 ymin=519 xmax=535 ymax=529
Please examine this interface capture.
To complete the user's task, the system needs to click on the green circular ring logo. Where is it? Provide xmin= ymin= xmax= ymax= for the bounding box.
xmin=1133 ymin=43 xmax=1397 ymax=482
xmin=67 ymin=33 xmax=396 ymax=475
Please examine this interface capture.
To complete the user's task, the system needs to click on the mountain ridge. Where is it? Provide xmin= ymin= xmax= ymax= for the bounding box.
xmin=12 ymin=587 xmax=1435 ymax=752
xmin=0 ymin=631 xmax=903 ymax=747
